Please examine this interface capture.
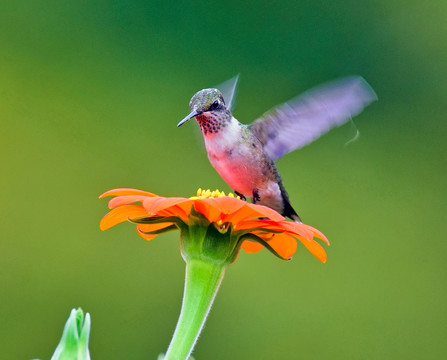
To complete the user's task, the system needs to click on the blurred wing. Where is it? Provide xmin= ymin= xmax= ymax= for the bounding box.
xmin=249 ymin=76 xmax=377 ymax=161
xmin=216 ymin=74 xmax=239 ymax=111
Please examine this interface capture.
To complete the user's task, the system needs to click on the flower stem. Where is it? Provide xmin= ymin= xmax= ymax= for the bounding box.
xmin=164 ymin=259 xmax=227 ymax=360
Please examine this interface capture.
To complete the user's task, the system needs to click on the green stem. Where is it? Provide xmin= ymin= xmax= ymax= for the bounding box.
xmin=164 ymin=259 xmax=227 ymax=360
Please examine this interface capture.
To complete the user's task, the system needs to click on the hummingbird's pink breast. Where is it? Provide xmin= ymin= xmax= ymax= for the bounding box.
xmin=203 ymin=119 xmax=271 ymax=196
xmin=210 ymin=154 xmax=264 ymax=195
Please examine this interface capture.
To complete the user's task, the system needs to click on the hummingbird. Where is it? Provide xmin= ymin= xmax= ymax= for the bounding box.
xmin=177 ymin=76 xmax=377 ymax=222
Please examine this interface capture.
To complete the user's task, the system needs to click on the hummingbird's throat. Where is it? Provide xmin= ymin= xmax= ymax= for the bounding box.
xmin=195 ymin=112 xmax=228 ymax=135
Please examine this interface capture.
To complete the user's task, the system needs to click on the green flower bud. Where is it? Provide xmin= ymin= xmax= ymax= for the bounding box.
xmin=51 ymin=308 xmax=91 ymax=360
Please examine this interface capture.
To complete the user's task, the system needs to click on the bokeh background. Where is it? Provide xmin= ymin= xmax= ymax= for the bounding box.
xmin=1 ymin=1 xmax=446 ymax=359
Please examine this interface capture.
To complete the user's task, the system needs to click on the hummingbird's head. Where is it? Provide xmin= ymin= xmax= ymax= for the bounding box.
xmin=177 ymin=88 xmax=229 ymax=128
xmin=188 ymin=88 xmax=226 ymax=114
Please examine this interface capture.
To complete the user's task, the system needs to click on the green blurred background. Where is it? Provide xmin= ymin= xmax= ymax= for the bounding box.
xmin=1 ymin=1 xmax=446 ymax=359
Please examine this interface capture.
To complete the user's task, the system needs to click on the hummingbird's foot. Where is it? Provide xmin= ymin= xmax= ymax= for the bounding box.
xmin=252 ymin=189 xmax=261 ymax=203
xmin=234 ymin=191 xmax=246 ymax=201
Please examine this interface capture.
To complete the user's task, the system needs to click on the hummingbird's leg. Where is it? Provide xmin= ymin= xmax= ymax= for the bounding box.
xmin=234 ymin=191 xmax=246 ymax=201
xmin=252 ymin=189 xmax=261 ymax=203
xmin=252 ymin=189 xmax=270 ymax=220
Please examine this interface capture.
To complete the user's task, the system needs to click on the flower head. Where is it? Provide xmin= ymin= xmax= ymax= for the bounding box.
xmin=99 ymin=188 xmax=329 ymax=262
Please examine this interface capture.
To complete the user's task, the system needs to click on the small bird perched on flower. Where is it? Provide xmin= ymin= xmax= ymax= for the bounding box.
xmin=178 ymin=76 xmax=377 ymax=222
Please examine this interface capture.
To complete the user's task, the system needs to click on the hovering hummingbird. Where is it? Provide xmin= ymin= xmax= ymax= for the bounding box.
xmin=177 ymin=76 xmax=377 ymax=222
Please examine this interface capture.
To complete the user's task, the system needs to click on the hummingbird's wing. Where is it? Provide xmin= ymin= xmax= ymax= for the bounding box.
xmin=216 ymin=74 xmax=239 ymax=112
xmin=249 ymin=76 xmax=377 ymax=161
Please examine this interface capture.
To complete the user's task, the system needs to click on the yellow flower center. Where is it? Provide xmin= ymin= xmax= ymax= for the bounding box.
xmin=190 ymin=188 xmax=239 ymax=200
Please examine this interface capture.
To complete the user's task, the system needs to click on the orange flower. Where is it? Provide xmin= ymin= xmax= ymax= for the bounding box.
xmin=100 ymin=188 xmax=329 ymax=262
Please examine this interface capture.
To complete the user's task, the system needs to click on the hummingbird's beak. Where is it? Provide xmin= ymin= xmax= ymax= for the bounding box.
xmin=177 ymin=110 xmax=200 ymax=127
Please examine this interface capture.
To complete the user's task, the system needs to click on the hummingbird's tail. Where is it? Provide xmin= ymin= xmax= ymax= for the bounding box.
xmin=290 ymin=212 xmax=302 ymax=223
xmin=283 ymin=201 xmax=302 ymax=223
xmin=280 ymin=188 xmax=302 ymax=223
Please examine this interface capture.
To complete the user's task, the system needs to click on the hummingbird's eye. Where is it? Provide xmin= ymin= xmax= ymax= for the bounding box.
xmin=209 ymin=100 xmax=219 ymax=111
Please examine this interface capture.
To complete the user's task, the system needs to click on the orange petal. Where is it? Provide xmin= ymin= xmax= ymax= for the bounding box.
xmin=170 ymin=202 xmax=194 ymax=222
xmin=142 ymin=197 xmax=193 ymax=223
xmin=108 ymin=195 xmax=152 ymax=209
xmin=235 ymin=219 xmax=287 ymax=232
xmin=151 ymin=197 xmax=190 ymax=213
xmin=194 ymin=200 xmax=221 ymax=223
xmin=302 ymin=224 xmax=330 ymax=245
xmin=142 ymin=197 xmax=160 ymax=212
xmin=156 ymin=205 xmax=190 ymax=223
xmin=136 ymin=223 xmax=175 ymax=241
xmin=208 ymin=197 xmax=246 ymax=214
xmin=143 ymin=197 xmax=189 ymax=213
xmin=192 ymin=197 xmax=249 ymax=223
xmin=265 ymin=233 xmax=298 ymax=259
xmin=227 ymin=203 xmax=285 ymax=224
xmin=137 ymin=227 xmax=157 ymax=241
xmin=296 ymin=236 xmax=327 ymax=263
xmin=244 ymin=203 xmax=285 ymax=221
xmin=99 ymin=188 xmax=157 ymax=199
xmin=100 ymin=205 xmax=148 ymax=230
xmin=241 ymin=240 xmax=264 ymax=254
xmin=276 ymin=221 xmax=314 ymax=241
